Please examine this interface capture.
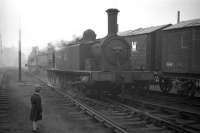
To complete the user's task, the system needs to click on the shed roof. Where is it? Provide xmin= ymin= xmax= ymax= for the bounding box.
xmin=118 ymin=24 xmax=171 ymax=36
xmin=164 ymin=18 xmax=200 ymax=30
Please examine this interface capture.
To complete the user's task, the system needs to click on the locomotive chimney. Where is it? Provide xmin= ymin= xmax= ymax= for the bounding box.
xmin=177 ymin=11 xmax=180 ymax=23
xmin=106 ymin=8 xmax=119 ymax=36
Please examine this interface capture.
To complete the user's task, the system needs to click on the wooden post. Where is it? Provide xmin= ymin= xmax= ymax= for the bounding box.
xmin=18 ymin=29 xmax=22 ymax=81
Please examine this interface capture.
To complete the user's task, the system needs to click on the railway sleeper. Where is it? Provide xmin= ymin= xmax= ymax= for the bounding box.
xmin=120 ymin=120 xmax=146 ymax=127
xmin=110 ymin=112 xmax=129 ymax=116
xmin=0 ymin=97 xmax=8 ymax=100
xmin=103 ymin=122 xmax=115 ymax=129
xmin=94 ymin=116 xmax=104 ymax=123
xmin=120 ymin=114 xmax=138 ymax=119
xmin=108 ymin=115 xmax=131 ymax=120
xmin=0 ymin=114 xmax=8 ymax=117
xmin=0 ymin=124 xmax=9 ymax=129
xmin=153 ymin=114 xmax=177 ymax=120
xmin=127 ymin=126 xmax=166 ymax=133
xmin=133 ymin=98 xmax=200 ymax=119
xmin=184 ymin=123 xmax=200 ymax=132
xmin=135 ymin=113 xmax=184 ymax=131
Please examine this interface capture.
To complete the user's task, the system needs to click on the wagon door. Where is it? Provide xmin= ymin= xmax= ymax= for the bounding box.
xmin=191 ymin=27 xmax=200 ymax=73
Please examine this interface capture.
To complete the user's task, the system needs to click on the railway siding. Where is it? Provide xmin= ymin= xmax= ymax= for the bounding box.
xmin=33 ymin=73 xmax=176 ymax=133
xmin=31 ymin=71 xmax=200 ymax=133
xmin=6 ymin=69 xmax=113 ymax=133
xmin=0 ymin=71 xmax=9 ymax=133
xmin=115 ymin=96 xmax=200 ymax=133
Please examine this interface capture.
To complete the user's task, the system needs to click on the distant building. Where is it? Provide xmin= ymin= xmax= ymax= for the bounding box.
xmin=0 ymin=46 xmax=27 ymax=68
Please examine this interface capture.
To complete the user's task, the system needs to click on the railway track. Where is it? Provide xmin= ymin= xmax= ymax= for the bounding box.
xmin=31 ymin=73 xmax=200 ymax=133
xmin=0 ymin=71 xmax=9 ymax=133
xmin=134 ymin=90 xmax=200 ymax=107
xmin=116 ymin=96 xmax=200 ymax=133
xmin=81 ymin=95 xmax=200 ymax=133
xmin=45 ymin=87 xmax=169 ymax=133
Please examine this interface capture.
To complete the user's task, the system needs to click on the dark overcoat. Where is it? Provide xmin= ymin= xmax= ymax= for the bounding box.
xmin=30 ymin=93 xmax=42 ymax=121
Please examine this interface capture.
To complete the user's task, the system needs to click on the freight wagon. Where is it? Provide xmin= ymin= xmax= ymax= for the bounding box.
xmin=160 ymin=19 xmax=200 ymax=96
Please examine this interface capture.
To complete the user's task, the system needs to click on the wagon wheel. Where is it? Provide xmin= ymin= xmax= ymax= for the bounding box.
xmin=159 ymin=79 xmax=172 ymax=94
xmin=182 ymin=81 xmax=196 ymax=97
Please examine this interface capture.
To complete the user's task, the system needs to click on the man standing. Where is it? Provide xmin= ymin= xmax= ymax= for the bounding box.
xmin=30 ymin=86 xmax=43 ymax=132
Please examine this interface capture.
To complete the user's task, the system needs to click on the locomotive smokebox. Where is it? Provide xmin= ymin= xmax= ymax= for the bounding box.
xmin=106 ymin=8 xmax=119 ymax=36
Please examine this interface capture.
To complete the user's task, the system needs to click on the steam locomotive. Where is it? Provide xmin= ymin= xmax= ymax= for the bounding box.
xmin=28 ymin=9 xmax=200 ymax=97
xmin=28 ymin=9 xmax=153 ymax=96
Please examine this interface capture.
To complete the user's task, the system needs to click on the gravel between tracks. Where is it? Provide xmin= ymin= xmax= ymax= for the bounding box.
xmin=8 ymin=70 xmax=110 ymax=133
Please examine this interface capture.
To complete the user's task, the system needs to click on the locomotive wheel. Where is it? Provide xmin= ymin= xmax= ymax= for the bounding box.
xmin=110 ymin=83 xmax=122 ymax=96
xmin=187 ymin=81 xmax=195 ymax=97
xmin=159 ymin=79 xmax=172 ymax=94
xmin=132 ymin=81 xmax=150 ymax=95
xmin=180 ymin=80 xmax=196 ymax=97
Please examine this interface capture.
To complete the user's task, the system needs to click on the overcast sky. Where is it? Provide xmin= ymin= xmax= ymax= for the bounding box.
xmin=1 ymin=0 xmax=200 ymax=56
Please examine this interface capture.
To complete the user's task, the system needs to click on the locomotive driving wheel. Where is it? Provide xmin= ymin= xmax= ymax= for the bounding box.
xmin=159 ymin=78 xmax=172 ymax=94
xmin=178 ymin=80 xmax=197 ymax=97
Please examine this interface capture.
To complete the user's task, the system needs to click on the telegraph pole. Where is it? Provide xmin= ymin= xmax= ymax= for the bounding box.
xmin=18 ymin=29 xmax=22 ymax=81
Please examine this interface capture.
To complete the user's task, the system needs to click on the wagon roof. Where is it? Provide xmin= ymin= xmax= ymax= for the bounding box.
xmin=118 ymin=24 xmax=171 ymax=36
xmin=164 ymin=18 xmax=200 ymax=30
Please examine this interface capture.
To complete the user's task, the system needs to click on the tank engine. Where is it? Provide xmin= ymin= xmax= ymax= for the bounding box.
xmin=46 ymin=9 xmax=153 ymax=96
